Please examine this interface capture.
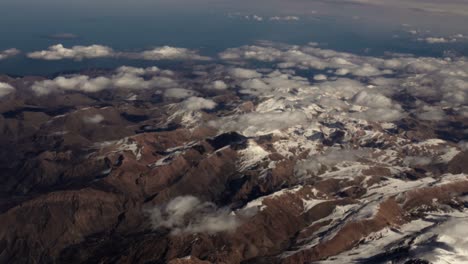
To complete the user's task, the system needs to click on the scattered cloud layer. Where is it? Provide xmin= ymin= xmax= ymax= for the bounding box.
xmin=10 ymin=40 xmax=468 ymax=135
xmin=148 ymin=196 xmax=240 ymax=234
xmin=31 ymin=66 xmax=178 ymax=95
xmin=27 ymin=44 xmax=210 ymax=61
xmin=218 ymin=41 xmax=467 ymax=124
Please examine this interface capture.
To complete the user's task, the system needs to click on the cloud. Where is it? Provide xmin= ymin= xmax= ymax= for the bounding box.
xmin=239 ymin=78 xmax=270 ymax=95
xmin=83 ymin=114 xmax=104 ymax=124
xmin=218 ymin=41 xmax=468 ymax=124
xmin=27 ymin=44 xmax=210 ymax=61
xmin=181 ymin=97 xmax=217 ymax=111
xmin=27 ymin=44 xmax=114 ymax=61
xmin=417 ymin=106 xmax=447 ymax=121
xmin=131 ymin=46 xmax=211 ymax=61
xmin=31 ymin=66 xmax=179 ymax=95
xmin=148 ymin=196 xmax=240 ymax=235
xmin=0 ymin=48 xmax=20 ymax=60
xmin=414 ymin=218 xmax=468 ymax=263
xmin=313 ymin=74 xmax=327 ymax=81
xmin=419 ymin=37 xmax=456 ymax=44
xmin=424 ymin=37 xmax=450 ymax=44
xmin=228 ymin=68 xmax=262 ymax=79
xmin=250 ymin=15 xmax=264 ymax=21
xmin=204 ymin=80 xmax=228 ymax=90
xmin=269 ymin=16 xmax=300 ymax=21
xmin=0 ymin=82 xmax=15 ymax=97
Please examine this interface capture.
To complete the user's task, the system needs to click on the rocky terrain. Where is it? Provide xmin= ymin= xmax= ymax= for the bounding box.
xmin=0 ymin=42 xmax=467 ymax=263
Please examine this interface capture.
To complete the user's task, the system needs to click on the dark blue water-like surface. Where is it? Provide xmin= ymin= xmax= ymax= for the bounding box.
xmin=0 ymin=10 xmax=466 ymax=76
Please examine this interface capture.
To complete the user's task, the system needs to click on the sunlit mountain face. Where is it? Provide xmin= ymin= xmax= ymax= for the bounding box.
xmin=0 ymin=1 xmax=467 ymax=263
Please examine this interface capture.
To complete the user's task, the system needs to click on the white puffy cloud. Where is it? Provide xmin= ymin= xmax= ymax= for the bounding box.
xmin=83 ymin=114 xmax=105 ymax=124
xmin=228 ymin=68 xmax=262 ymax=79
xmin=27 ymin=44 xmax=114 ymax=61
xmin=318 ymin=78 xmax=366 ymax=99
xmin=313 ymin=74 xmax=327 ymax=81
xmin=0 ymin=82 xmax=15 ymax=97
xmin=148 ymin=196 xmax=240 ymax=235
xmin=352 ymin=90 xmax=394 ymax=109
xmin=204 ymin=80 xmax=228 ymax=90
xmin=0 ymin=48 xmax=20 ymax=60
xmin=181 ymin=97 xmax=217 ymax=111
xmin=239 ymin=78 xmax=270 ymax=95
xmin=133 ymin=46 xmax=211 ymax=61
xmin=164 ymin=88 xmax=196 ymax=99
xmin=30 ymin=66 xmax=179 ymax=95
xmin=27 ymin=44 xmax=210 ymax=61
xmin=32 ymin=76 xmax=112 ymax=95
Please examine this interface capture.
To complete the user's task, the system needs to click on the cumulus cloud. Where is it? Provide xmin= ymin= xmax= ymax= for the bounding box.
xmin=234 ymin=70 xmax=310 ymax=96
xmin=181 ymin=97 xmax=217 ymax=111
xmin=228 ymin=68 xmax=262 ymax=79
xmin=204 ymin=80 xmax=228 ymax=90
xmin=0 ymin=48 xmax=20 ymax=60
xmin=313 ymin=74 xmax=327 ymax=81
xmin=31 ymin=66 xmax=179 ymax=95
xmin=83 ymin=114 xmax=104 ymax=124
xmin=318 ymin=78 xmax=366 ymax=99
xmin=0 ymin=82 xmax=15 ymax=97
xmin=27 ymin=44 xmax=114 ymax=61
xmin=349 ymin=90 xmax=405 ymax=122
xmin=148 ymin=196 xmax=240 ymax=235
xmin=131 ymin=46 xmax=211 ymax=61
xmin=27 ymin=44 xmax=210 ymax=61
